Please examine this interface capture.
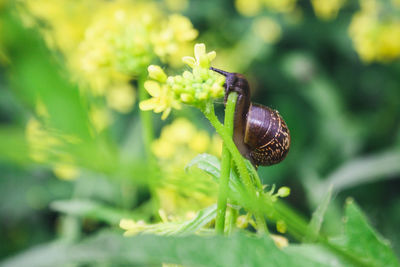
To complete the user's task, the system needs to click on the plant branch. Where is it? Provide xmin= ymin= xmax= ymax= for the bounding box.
xmin=215 ymin=92 xmax=237 ymax=234
xmin=202 ymin=101 xmax=267 ymax=233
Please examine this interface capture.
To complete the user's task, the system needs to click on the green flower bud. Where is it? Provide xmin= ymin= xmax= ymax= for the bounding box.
xmin=277 ymin=187 xmax=291 ymax=198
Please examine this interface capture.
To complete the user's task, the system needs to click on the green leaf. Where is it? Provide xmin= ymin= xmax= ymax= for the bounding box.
xmin=331 ymin=199 xmax=400 ymax=267
xmin=120 ymin=205 xmax=217 ymax=236
xmin=186 ymin=153 xmax=221 ymax=178
xmin=304 ymin=185 xmax=333 ymax=242
xmin=178 ymin=204 xmax=217 ymax=234
xmin=285 ymin=244 xmax=353 ymax=267
xmin=0 ymin=231 xmax=349 ymax=267
xmin=321 ymin=150 xmax=400 ymax=195
xmin=186 ymin=153 xmax=243 ymax=194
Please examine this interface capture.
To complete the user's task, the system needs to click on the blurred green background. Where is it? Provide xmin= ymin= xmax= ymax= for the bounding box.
xmin=1 ymin=0 xmax=400 ymax=263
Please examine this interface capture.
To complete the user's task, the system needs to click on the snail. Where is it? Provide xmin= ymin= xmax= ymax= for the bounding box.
xmin=210 ymin=67 xmax=291 ymax=167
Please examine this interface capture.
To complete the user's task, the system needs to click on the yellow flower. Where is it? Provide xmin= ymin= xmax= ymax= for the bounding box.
xmin=189 ymin=131 xmax=210 ymax=153
xmin=162 ymin=118 xmax=196 ymax=145
xmin=119 ymin=219 xmax=147 ymax=236
xmin=349 ymin=0 xmax=400 ymax=62
xmin=139 ymin=80 xmax=181 ymax=120
xmin=148 ymin=65 xmax=168 ymax=83
xmin=252 ymin=17 xmax=282 ymax=43
xmin=168 ymin=14 xmax=198 ymax=43
xmin=53 ymin=163 xmax=79 ymax=180
xmin=89 ymin=107 xmax=111 ymax=133
xmin=106 ymin=83 xmax=136 ymax=114
xmin=20 ymin=0 xmax=93 ymax=53
xmin=271 ymin=234 xmax=289 ymax=248
xmin=311 ymin=0 xmax=346 ymax=20
xmin=235 ymin=0 xmax=263 ymax=16
xmin=149 ymin=118 xmax=221 ymax=217
xmin=152 ymin=14 xmax=198 ymax=60
xmin=140 ymin=43 xmax=225 ymax=119
xmin=19 ymin=0 xmax=198 ymax=114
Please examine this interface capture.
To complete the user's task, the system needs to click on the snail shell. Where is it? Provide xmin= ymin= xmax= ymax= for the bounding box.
xmin=210 ymin=67 xmax=291 ymax=167
xmin=244 ymin=104 xmax=290 ymax=166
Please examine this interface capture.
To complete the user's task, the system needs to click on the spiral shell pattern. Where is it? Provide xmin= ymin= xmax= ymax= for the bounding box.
xmin=244 ymin=103 xmax=290 ymax=166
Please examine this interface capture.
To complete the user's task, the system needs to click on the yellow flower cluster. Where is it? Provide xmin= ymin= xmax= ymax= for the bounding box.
xmin=235 ymin=0 xmax=297 ymax=16
xmin=151 ymin=118 xmax=222 ymax=218
xmin=18 ymin=0 xmax=198 ymax=114
xmin=349 ymin=0 xmax=400 ymax=62
xmin=139 ymin=43 xmax=225 ymax=119
xmin=152 ymin=118 xmax=221 ymax=162
xmin=311 ymin=0 xmax=346 ymax=20
xmin=18 ymin=0 xmax=93 ymax=53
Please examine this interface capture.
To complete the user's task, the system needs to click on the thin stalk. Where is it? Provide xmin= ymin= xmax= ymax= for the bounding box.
xmin=138 ymin=74 xmax=159 ymax=212
xmin=138 ymin=74 xmax=155 ymax=161
xmin=202 ymin=101 xmax=267 ymax=233
xmin=215 ymin=92 xmax=237 ymax=234
xmin=202 ymin=102 xmax=253 ymax=190
xmin=255 ymin=213 xmax=268 ymax=234
xmin=224 ymin=205 xmax=238 ymax=235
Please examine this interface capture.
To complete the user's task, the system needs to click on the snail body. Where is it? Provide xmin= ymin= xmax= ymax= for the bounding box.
xmin=210 ymin=67 xmax=290 ymax=167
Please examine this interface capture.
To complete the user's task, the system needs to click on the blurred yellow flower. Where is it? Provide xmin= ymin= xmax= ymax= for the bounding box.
xmin=235 ymin=0 xmax=263 ymax=16
xmin=18 ymin=0 xmax=198 ymax=115
xmin=235 ymin=0 xmax=296 ymax=15
xmin=152 ymin=14 xmax=198 ymax=60
xmin=311 ymin=0 xmax=346 ymax=20
xmin=53 ymin=163 xmax=79 ymax=181
xmin=349 ymin=0 xmax=400 ymax=62
xmin=19 ymin=0 xmax=93 ymax=53
xmin=150 ymin=118 xmax=222 ymax=218
xmin=151 ymin=118 xmax=220 ymax=162
xmin=252 ymin=17 xmax=282 ymax=43
xmin=89 ymin=107 xmax=111 ymax=133
xmin=160 ymin=118 xmax=196 ymax=145
xmin=106 ymin=84 xmax=136 ymax=114
xmin=271 ymin=234 xmax=289 ymax=248
xmin=189 ymin=131 xmax=211 ymax=153
xmin=119 ymin=219 xmax=147 ymax=236
xmin=163 ymin=0 xmax=189 ymax=12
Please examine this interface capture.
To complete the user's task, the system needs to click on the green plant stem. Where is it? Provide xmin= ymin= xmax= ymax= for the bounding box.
xmin=224 ymin=206 xmax=238 ymax=235
xmin=138 ymin=75 xmax=155 ymax=161
xmin=202 ymin=102 xmax=252 ymax=190
xmin=202 ymin=100 xmax=267 ymax=234
xmin=215 ymin=93 xmax=237 ymax=234
xmin=138 ymin=74 xmax=159 ymax=212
